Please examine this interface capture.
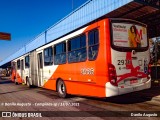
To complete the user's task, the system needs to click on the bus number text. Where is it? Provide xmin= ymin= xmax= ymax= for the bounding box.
xmin=118 ymin=60 xmax=130 ymax=65
xmin=81 ymin=68 xmax=94 ymax=75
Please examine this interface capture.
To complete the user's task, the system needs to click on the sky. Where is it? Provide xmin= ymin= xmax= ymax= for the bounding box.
xmin=0 ymin=0 xmax=88 ymax=61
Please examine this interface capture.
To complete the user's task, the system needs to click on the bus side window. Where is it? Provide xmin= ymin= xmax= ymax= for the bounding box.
xmin=44 ymin=47 xmax=53 ymax=66
xmin=25 ymin=55 xmax=30 ymax=68
xmin=17 ymin=60 xmax=20 ymax=70
xmin=68 ymin=34 xmax=87 ymax=63
xmin=21 ymin=59 xmax=24 ymax=70
xmin=88 ymin=29 xmax=99 ymax=60
xmin=54 ymin=42 xmax=66 ymax=65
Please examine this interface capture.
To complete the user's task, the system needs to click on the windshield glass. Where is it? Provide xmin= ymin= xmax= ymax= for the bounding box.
xmin=112 ymin=22 xmax=147 ymax=48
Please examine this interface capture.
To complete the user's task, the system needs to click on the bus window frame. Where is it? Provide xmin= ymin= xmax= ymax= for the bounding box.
xmin=88 ymin=28 xmax=99 ymax=61
xmin=21 ymin=59 xmax=24 ymax=70
xmin=44 ymin=46 xmax=53 ymax=66
xmin=68 ymin=33 xmax=87 ymax=63
xmin=54 ymin=41 xmax=67 ymax=65
xmin=25 ymin=55 xmax=30 ymax=68
xmin=110 ymin=19 xmax=149 ymax=52
xmin=17 ymin=59 xmax=20 ymax=70
xmin=38 ymin=52 xmax=43 ymax=69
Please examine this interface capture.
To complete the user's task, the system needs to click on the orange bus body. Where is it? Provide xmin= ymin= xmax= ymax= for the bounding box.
xmin=11 ymin=18 xmax=151 ymax=98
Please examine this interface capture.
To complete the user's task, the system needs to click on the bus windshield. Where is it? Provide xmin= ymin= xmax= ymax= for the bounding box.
xmin=111 ymin=21 xmax=148 ymax=50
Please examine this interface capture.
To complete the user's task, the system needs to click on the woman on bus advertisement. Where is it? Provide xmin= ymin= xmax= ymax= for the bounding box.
xmin=112 ymin=22 xmax=147 ymax=48
xmin=128 ymin=25 xmax=141 ymax=47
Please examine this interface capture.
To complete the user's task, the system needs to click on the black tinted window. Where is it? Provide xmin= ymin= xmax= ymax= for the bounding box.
xmin=68 ymin=34 xmax=87 ymax=63
xmin=17 ymin=60 xmax=20 ymax=69
xmin=44 ymin=47 xmax=53 ymax=66
xmin=88 ymin=29 xmax=99 ymax=60
xmin=25 ymin=55 xmax=30 ymax=68
xmin=54 ymin=42 xmax=66 ymax=65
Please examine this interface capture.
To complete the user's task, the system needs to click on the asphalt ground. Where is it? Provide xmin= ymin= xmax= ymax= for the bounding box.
xmin=0 ymin=77 xmax=160 ymax=120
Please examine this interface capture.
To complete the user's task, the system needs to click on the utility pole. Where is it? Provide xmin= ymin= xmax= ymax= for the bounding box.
xmin=0 ymin=32 xmax=11 ymax=40
xmin=72 ymin=0 xmax=74 ymax=11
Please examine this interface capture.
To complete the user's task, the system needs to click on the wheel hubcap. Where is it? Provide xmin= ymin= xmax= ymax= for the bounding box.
xmin=61 ymin=84 xmax=64 ymax=93
xmin=59 ymin=82 xmax=65 ymax=94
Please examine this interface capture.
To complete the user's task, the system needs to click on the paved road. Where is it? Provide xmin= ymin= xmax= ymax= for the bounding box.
xmin=0 ymin=78 xmax=160 ymax=120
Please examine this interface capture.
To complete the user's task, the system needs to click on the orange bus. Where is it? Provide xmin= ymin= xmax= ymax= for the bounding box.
xmin=11 ymin=18 xmax=151 ymax=98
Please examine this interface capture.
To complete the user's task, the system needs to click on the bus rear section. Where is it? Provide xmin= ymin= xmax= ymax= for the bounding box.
xmin=105 ymin=19 xmax=151 ymax=97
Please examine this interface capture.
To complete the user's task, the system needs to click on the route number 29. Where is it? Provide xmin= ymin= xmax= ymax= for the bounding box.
xmin=117 ymin=60 xmax=130 ymax=65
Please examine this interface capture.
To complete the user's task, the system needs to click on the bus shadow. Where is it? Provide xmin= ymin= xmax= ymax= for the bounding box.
xmin=70 ymin=94 xmax=151 ymax=104
xmin=36 ymin=89 xmax=60 ymax=99
xmin=0 ymin=80 xmax=12 ymax=84
xmin=104 ymin=92 xmax=152 ymax=104
xmin=34 ymin=83 xmax=160 ymax=104
xmin=1 ymin=78 xmax=159 ymax=104
xmin=0 ymin=88 xmax=36 ymax=95
xmin=0 ymin=80 xmax=38 ymax=95
xmin=78 ymin=85 xmax=160 ymax=104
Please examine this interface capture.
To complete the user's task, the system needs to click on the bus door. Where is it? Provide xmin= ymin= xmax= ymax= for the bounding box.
xmin=20 ymin=59 xmax=24 ymax=82
xmin=37 ymin=52 xmax=43 ymax=86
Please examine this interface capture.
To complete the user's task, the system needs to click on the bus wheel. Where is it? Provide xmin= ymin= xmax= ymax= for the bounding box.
xmin=57 ymin=80 xmax=67 ymax=98
xmin=26 ymin=78 xmax=31 ymax=88
xmin=14 ymin=77 xmax=18 ymax=85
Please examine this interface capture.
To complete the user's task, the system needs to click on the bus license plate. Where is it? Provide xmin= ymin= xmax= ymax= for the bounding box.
xmin=130 ymin=79 xmax=138 ymax=84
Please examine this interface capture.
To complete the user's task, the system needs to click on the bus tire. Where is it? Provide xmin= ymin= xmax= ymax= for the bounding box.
xmin=14 ymin=77 xmax=18 ymax=85
xmin=57 ymin=79 xmax=67 ymax=98
xmin=26 ymin=77 xmax=31 ymax=88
